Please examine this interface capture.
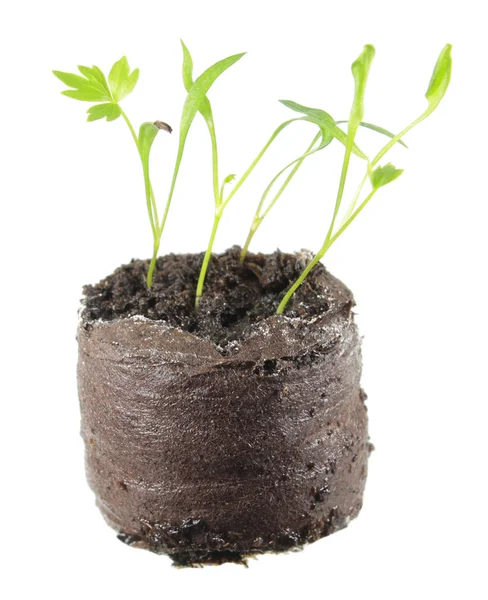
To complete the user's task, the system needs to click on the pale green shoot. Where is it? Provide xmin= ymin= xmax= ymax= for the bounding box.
xmin=53 ymin=57 xmax=168 ymax=286
xmin=339 ymin=43 xmax=452 ymax=225
xmin=155 ymin=44 xmax=246 ymax=291
xmin=240 ymin=115 xmax=405 ymax=263
xmin=277 ymin=44 xmax=376 ymax=314
xmin=276 ymin=44 xmax=451 ymax=314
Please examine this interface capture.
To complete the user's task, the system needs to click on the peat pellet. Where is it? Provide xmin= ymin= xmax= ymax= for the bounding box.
xmin=77 ymin=248 xmax=369 ymax=565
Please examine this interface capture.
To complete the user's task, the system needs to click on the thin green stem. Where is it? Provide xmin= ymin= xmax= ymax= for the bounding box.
xmin=341 ymin=171 xmax=369 ymax=226
xmin=120 ymin=108 xmax=138 ymax=146
xmin=328 ymin=189 xmax=377 ymax=247
xmin=240 ymin=132 xmax=321 ymax=264
xmin=276 ymin=188 xmax=377 ymax=315
xmin=277 ymin=115 xmax=360 ymax=315
xmin=240 ymin=219 xmax=260 ymax=263
xmin=150 ymin=186 xmax=160 ymax=231
xmin=372 ymin=113 xmax=425 ymax=168
xmin=120 ymin=108 xmax=157 ymax=238
xmin=261 ymin=132 xmax=322 ymax=222
xmin=195 ymin=211 xmax=221 ymax=309
xmin=220 ymin=119 xmax=298 ymax=212
xmin=208 ymin=118 xmax=220 ymax=207
xmin=158 ymin=146 xmax=184 ymax=248
xmin=146 ymin=242 xmax=160 ymax=288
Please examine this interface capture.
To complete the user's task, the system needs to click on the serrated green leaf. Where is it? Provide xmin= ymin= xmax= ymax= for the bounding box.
xmin=87 ymin=103 xmax=111 ymax=121
xmin=335 ymin=120 xmax=408 ymax=148
xmin=425 ymin=44 xmax=452 ymax=113
xmin=61 ymin=84 xmax=111 ymax=102
xmin=280 ymin=100 xmax=367 ymax=159
xmin=106 ymin=104 xmax=121 ymax=121
xmin=87 ymin=103 xmax=121 ymax=122
xmin=122 ymin=68 xmax=140 ymax=98
xmin=78 ymin=65 xmax=111 ymax=95
xmin=370 ymin=163 xmax=403 ymax=189
xmin=108 ymin=56 xmax=138 ymax=102
xmin=53 ymin=70 xmax=88 ymax=89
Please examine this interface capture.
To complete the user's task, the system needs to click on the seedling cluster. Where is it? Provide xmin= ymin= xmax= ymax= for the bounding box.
xmin=54 ymin=42 xmax=451 ymax=313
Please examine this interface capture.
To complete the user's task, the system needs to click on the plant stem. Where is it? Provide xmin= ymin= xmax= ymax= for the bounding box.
xmin=220 ymin=119 xmax=298 ymax=212
xmin=195 ymin=211 xmax=221 ymax=309
xmin=240 ymin=132 xmax=321 ymax=264
xmin=120 ymin=108 xmax=138 ymax=145
xmin=120 ymin=107 xmax=159 ymax=238
xmin=277 ymin=117 xmax=358 ymax=315
xmin=146 ymin=241 xmax=160 ymax=288
xmin=241 ymin=219 xmax=260 ymax=263
xmin=207 ymin=117 xmax=220 ymax=206
xmin=194 ymin=119 xmax=300 ymax=308
xmin=276 ymin=188 xmax=377 ymax=314
xmin=371 ymin=117 xmax=422 ymax=168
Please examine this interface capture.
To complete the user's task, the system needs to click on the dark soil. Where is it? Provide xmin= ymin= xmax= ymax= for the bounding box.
xmin=81 ymin=246 xmax=353 ymax=349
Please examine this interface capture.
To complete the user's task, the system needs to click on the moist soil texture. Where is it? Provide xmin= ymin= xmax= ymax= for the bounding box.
xmin=81 ymin=246 xmax=352 ymax=351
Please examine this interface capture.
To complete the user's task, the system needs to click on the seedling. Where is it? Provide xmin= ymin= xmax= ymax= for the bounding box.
xmin=54 ymin=43 xmax=451 ymax=312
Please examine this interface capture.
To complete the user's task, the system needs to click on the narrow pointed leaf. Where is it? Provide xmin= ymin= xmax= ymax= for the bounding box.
xmin=350 ymin=45 xmax=375 ymax=127
xmin=425 ymin=44 xmax=452 ymax=112
xmin=181 ymin=41 xmax=217 ymax=145
xmin=370 ymin=163 xmax=403 ymax=189
xmin=181 ymin=40 xmax=194 ymax=90
xmin=335 ymin=120 xmax=408 ymax=148
xmin=179 ymin=52 xmax=245 ymax=144
xmin=138 ymin=122 xmax=161 ymax=164
xmin=280 ymin=100 xmax=367 ymax=159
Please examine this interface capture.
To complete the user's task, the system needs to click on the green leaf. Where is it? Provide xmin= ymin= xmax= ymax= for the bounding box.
xmin=370 ymin=163 xmax=403 ymax=189
xmin=53 ymin=70 xmax=89 ymax=89
xmin=181 ymin=40 xmax=194 ymax=91
xmin=425 ymin=44 xmax=452 ymax=113
xmin=223 ymin=174 xmax=236 ymax=184
xmin=108 ymin=56 xmax=139 ymax=102
xmin=138 ymin=122 xmax=161 ymax=163
xmin=179 ymin=51 xmax=245 ymax=144
xmin=61 ymin=84 xmax=111 ymax=102
xmin=335 ymin=120 xmax=408 ymax=148
xmin=167 ymin=46 xmax=245 ymax=211
xmin=181 ymin=41 xmax=222 ymax=203
xmin=350 ymin=45 xmax=375 ymax=127
xmin=87 ymin=103 xmax=121 ymax=122
xmin=78 ymin=65 xmax=111 ymax=94
xmin=280 ymin=100 xmax=367 ymax=159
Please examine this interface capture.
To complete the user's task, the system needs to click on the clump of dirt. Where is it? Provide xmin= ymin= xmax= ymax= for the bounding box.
xmin=81 ymin=246 xmax=352 ymax=349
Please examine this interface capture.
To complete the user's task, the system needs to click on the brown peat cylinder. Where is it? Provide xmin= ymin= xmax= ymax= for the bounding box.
xmin=77 ymin=249 xmax=369 ymax=565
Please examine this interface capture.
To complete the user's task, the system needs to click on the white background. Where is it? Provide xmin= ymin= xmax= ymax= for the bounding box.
xmin=1 ymin=1 xmax=486 ymax=598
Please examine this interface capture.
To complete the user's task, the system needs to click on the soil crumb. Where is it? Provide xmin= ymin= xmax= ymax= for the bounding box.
xmin=81 ymin=246 xmax=352 ymax=349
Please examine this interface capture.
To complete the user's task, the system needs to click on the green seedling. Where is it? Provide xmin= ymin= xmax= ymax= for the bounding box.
xmin=54 ymin=48 xmax=245 ymax=288
xmin=54 ymin=43 xmax=451 ymax=313
xmin=267 ymin=44 xmax=451 ymax=314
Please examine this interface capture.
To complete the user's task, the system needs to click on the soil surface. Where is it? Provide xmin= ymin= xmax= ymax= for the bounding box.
xmin=81 ymin=246 xmax=352 ymax=350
